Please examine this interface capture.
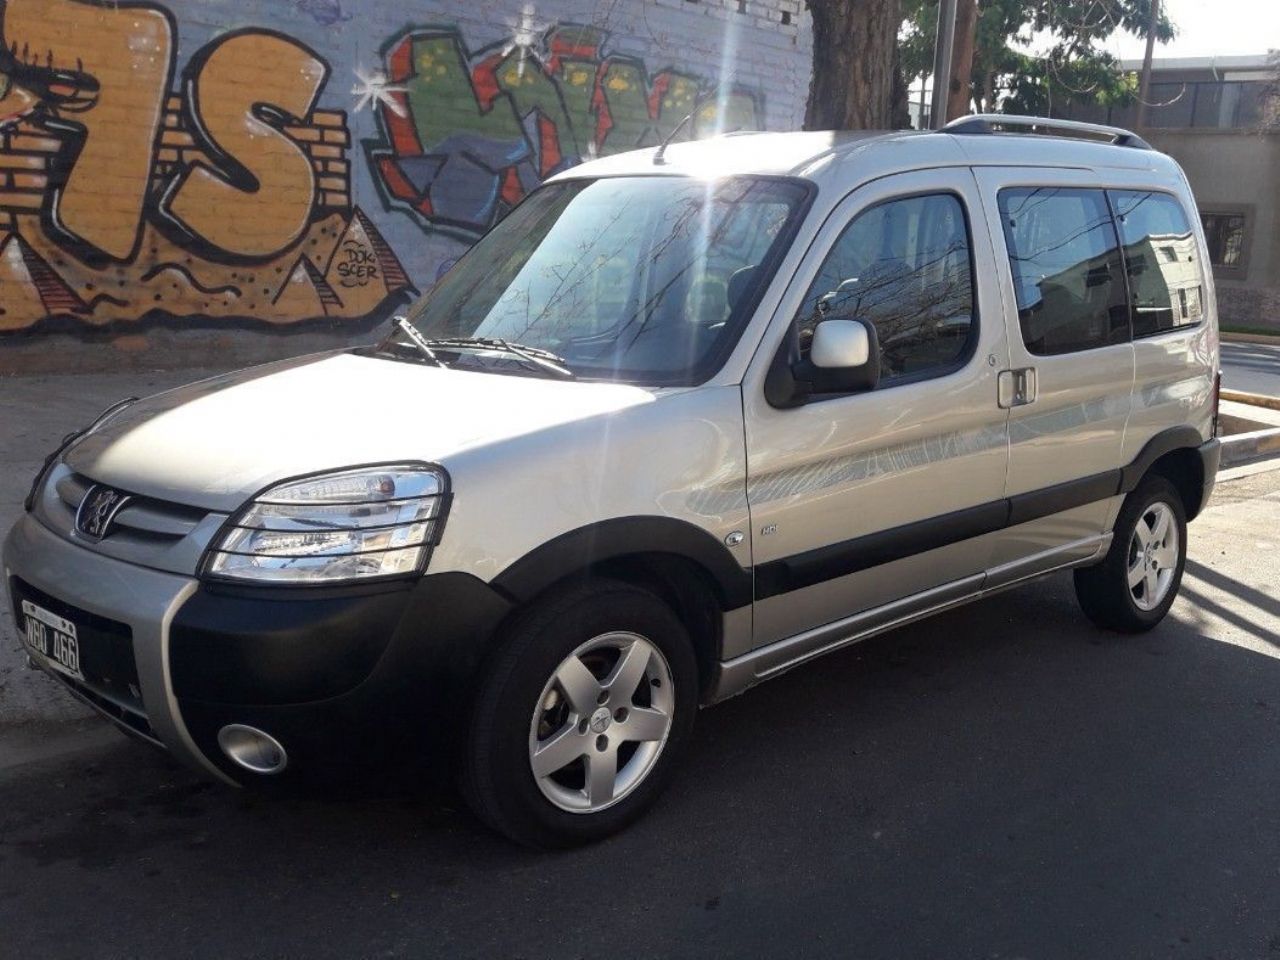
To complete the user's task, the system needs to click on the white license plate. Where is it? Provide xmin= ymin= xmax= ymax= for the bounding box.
xmin=21 ymin=599 xmax=84 ymax=682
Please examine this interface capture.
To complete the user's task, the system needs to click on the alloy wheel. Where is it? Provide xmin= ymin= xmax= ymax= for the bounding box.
xmin=1127 ymin=500 xmax=1179 ymax=612
xmin=528 ymin=632 xmax=675 ymax=814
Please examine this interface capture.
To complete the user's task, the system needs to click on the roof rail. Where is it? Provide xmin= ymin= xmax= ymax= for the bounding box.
xmin=942 ymin=114 xmax=1153 ymax=151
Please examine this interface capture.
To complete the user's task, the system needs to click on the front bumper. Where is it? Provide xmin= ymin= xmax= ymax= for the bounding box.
xmin=5 ymin=513 xmax=226 ymax=781
xmin=4 ymin=512 xmax=512 ymax=785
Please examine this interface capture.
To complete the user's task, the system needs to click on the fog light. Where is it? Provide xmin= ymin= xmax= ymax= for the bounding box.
xmin=217 ymin=724 xmax=288 ymax=775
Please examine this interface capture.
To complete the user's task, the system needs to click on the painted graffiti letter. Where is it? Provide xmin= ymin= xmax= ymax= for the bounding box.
xmin=162 ymin=32 xmax=328 ymax=259
xmin=7 ymin=0 xmax=175 ymax=262
xmin=367 ymin=24 xmax=763 ymax=237
xmin=0 ymin=3 xmax=412 ymax=332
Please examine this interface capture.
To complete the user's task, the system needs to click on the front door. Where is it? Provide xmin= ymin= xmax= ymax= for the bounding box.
xmin=741 ymin=168 xmax=1011 ymax=652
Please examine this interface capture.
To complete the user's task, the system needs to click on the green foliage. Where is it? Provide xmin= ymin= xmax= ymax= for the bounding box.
xmin=901 ymin=0 xmax=1173 ymax=116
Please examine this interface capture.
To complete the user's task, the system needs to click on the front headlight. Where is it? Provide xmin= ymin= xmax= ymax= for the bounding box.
xmin=204 ymin=464 xmax=449 ymax=584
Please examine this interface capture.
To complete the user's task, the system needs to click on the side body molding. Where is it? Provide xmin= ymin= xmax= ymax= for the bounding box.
xmin=484 ymin=429 xmax=1212 ymax=679
xmin=752 ymin=427 xmax=1214 ymax=603
xmin=490 ymin=516 xmax=755 ymax=611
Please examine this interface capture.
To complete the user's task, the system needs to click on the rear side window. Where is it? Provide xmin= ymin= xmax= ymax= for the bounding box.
xmin=998 ymin=187 xmax=1129 ymax=355
xmin=797 ymin=193 xmax=975 ymax=383
xmin=1110 ymin=191 xmax=1204 ymax=335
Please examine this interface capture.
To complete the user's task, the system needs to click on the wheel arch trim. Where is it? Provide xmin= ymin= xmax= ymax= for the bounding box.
xmin=1119 ymin=426 xmax=1206 ymax=494
xmin=489 ymin=516 xmax=753 ymax=612
xmin=1120 ymin=427 xmax=1218 ymax=521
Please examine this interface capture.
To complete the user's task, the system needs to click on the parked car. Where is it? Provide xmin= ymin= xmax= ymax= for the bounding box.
xmin=5 ymin=116 xmax=1221 ymax=847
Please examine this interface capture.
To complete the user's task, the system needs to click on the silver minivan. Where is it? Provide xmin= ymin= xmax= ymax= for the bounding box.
xmin=5 ymin=116 xmax=1220 ymax=846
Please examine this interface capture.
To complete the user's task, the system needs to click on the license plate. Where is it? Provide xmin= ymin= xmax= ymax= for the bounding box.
xmin=21 ymin=599 xmax=84 ymax=682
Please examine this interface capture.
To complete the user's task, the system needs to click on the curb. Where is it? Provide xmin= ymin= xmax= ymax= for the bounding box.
xmin=1221 ymin=426 xmax=1280 ymax=468
xmin=1221 ymin=389 xmax=1280 ymax=412
xmin=1221 ymin=331 xmax=1280 ymax=345
xmin=1219 ymin=457 xmax=1280 ymax=482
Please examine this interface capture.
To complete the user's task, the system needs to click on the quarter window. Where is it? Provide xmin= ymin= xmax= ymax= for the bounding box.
xmin=797 ymin=193 xmax=976 ymax=383
xmin=998 ymin=187 xmax=1129 ymax=355
xmin=1110 ymin=191 xmax=1204 ymax=335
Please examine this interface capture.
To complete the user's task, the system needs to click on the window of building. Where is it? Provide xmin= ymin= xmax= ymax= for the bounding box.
xmin=1110 ymin=191 xmax=1204 ymax=336
xmin=998 ymin=187 xmax=1129 ymax=355
xmin=1201 ymin=211 xmax=1249 ymax=271
xmin=796 ymin=193 xmax=976 ymax=385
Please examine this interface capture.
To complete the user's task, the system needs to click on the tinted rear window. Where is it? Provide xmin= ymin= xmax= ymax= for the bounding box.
xmin=1110 ymin=191 xmax=1204 ymax=336
xmin=998 ymin=187 xmax=1129 ymax=355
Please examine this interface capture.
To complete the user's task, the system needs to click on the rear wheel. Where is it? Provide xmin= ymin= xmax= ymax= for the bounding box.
xmin=1074 ymin=475 xmax=1187 ymax=632
xmin=462 ymin=580 xmax=697 ymax=847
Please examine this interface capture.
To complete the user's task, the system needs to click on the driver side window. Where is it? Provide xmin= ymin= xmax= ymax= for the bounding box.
xmin=796 ymin=193 xmax=976 ymax=383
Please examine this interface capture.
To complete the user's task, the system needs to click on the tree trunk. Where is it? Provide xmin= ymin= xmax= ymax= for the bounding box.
xmin=1136 ymin=0 xmax=1160 ymax=127
xmin=945 ymin=0 xmax=978 ymax=121
xmin=890 ymin=46 xmax=913 ymax=129
xmin=804 ymin=0 xmax=904 ymax=130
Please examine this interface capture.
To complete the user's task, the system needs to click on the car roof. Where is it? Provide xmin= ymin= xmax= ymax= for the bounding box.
xmin=548 ymin=128 xmax=1183 ymax=185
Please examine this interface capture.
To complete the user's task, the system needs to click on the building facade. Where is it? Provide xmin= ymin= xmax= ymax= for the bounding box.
xmin=0 ymin=0 xmax=812 ymax=374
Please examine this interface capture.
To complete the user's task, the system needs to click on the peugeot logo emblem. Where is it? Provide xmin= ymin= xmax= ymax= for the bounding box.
xmin=75 ymin=485 xmax=131 ymax=541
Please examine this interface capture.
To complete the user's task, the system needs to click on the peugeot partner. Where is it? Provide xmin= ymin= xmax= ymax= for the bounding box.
xmin=5 ymin=116 xmax=1221 ymax=847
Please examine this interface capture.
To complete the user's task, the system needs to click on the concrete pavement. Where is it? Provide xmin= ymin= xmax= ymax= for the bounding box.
xmin=1221 ymin=341 xmax=1280 ymax=397
xmin=0 ymin=460 xmax=1278 ymax=958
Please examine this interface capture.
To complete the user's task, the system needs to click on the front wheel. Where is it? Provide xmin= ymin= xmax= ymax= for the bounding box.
xmin=1074 ymin=475 xmax=1187 ymax=633
xmin=461 ymin=580 xmax=698 ymax=847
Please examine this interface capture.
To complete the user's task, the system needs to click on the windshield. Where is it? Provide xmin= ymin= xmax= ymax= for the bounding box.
xmin=390 ymin=176 xmax=809 ymax=385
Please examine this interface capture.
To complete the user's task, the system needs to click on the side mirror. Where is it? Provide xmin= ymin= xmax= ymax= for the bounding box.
xmin=764 ymin=316 xmax=882 ymax=408
xmin=811 ymin=318 xmax=870 ymax=369
xmin=799 ymin=318 xmax=881 ymax=395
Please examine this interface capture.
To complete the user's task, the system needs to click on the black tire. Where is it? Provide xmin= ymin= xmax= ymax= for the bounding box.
xmin=461 ymin=579 xmax=698 ymax=848
xmin=1073 ymin=475 xmax=1187 ymax=633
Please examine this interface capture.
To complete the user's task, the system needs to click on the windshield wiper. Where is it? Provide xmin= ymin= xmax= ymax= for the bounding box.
xmin=422 ymin=337 xmax=576 ymax=379
xmin=392 ymin=317 xmax=446 ymax=367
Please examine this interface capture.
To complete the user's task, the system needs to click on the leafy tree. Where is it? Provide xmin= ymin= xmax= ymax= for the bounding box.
xmin=900 ymin=0 xmax=1174 ymax=119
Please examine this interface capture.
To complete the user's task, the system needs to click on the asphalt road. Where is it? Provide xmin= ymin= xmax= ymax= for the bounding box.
xmin=1221 ymin=341 xmax=1280 ymax=397
xmin=2 ymin=467 xmax=1278 ymax=960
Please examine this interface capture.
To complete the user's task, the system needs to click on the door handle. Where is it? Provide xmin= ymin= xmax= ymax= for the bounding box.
xmin=998 ymin=368 xmax=1037 ymax=408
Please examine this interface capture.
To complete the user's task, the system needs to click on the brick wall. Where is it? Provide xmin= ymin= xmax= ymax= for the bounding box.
xmin=0 ymin=0 xmax=813 ymax=374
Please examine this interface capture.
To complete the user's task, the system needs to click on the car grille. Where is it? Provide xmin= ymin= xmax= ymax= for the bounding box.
xmin=36 ymin=466 xmax=228 ymax=576
xmin=55 ymin=472 xmax=207 ymax=544
xmin=11 ymin=578 xmax=162 ymax=748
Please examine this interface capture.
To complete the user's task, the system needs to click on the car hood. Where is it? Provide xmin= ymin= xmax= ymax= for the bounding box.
xmin=65 ymin=352 xmax=661 ymax=513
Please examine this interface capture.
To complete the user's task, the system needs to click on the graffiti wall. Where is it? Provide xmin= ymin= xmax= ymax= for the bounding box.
xmin=0 ymin=0 xmax=410 ymax=333
xmin=0 ymin=0 xmax=810 ymax=366
xmin=367 ymin=24 xmax=762 ymax=237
